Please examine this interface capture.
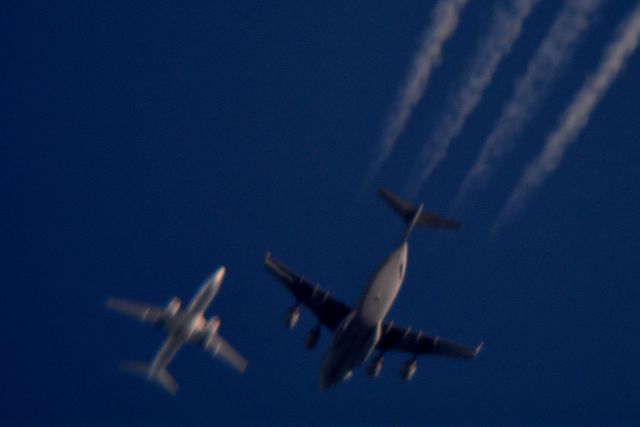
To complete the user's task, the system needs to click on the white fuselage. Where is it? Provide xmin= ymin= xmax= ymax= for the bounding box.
xmin=319 ymin=242 xmax=408 ymax=389
xmin=148 ymin=268 xmax=224 ymax=378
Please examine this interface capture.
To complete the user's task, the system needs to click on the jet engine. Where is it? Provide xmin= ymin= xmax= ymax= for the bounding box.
xmin=304 ymin=325 xmax=321 ymax=350
xmin=400 ymin=358 xmax=417 ymax=381
xmin=367 ymin=354 xmax=384 ymax=378
xmin=204 ymin=316 xmax=221 ymax=347
xmin=165 ymin=297 xmax=181 ymax=316
xmin=283 ymin=305 xmax=300 ymax=329
xmin=206 ymin=316 xmax=221 ymax=336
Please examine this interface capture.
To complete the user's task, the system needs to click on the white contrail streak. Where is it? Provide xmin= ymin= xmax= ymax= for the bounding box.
xmin=452 ymin=0 xmax=603 ymax=211
xmin=495 ymin=1 xmax=640 ymax=230
xmin=407 ymin=0 xmax=538 ymax=198
xmin=364 ymin=0 xmax=468 ymax=189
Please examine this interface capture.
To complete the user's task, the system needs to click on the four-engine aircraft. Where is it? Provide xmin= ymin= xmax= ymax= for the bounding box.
xmin=264 ymin=188 xmax=483 ymax=389
xmin=106 ymin=266 xmax=247 ymax=395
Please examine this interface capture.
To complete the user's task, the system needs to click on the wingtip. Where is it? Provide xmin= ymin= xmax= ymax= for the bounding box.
xmin=377 ymin=186 xmax=396 ymax=201
xmin=474 ymin=341 xmax=484 ymax=357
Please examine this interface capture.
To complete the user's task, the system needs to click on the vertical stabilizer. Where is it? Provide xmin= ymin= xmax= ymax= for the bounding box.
xmin=404 ymin=203 xmax=424 ymax=240
xmin=155 ymin=368 xmax=178 ymax=395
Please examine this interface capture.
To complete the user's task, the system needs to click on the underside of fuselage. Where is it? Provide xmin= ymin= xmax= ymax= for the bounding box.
xmin=319 ymin=242 xmax=409 ymax=389
xmin=319 ymin=312 xmax=381 ymax=389
xmin=358 ymin=242 xmax=407 ymax=325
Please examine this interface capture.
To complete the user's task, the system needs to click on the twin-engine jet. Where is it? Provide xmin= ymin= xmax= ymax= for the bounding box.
xmin=265 ymin=188 xmax=483 ymax=389
xmin=106 ymin=267 xmax=247 ymax=395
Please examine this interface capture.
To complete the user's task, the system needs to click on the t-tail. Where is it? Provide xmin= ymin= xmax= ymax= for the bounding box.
xmin=378 ymin=187 xmax=461 ymax=240
xmin=119 ymin=361 xmax=178 ymax=396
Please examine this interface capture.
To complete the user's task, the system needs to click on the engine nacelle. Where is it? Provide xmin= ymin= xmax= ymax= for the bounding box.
xmin=204 ymin=316 xmax=221 ymax=348
xmin=400 ymin=358 xmax=417 ymax=381
xmin=283 ymin=305 xmax=300 ymax=329
xmin=367 ymin=354 xmax=384 ymax=378
xmin=166 ymin=297 xmax=181 ymax=316
xmin=304 ymin=325 xmax=321 ymax=350
xmin=206 ymin=316 xmax=221 ymax=336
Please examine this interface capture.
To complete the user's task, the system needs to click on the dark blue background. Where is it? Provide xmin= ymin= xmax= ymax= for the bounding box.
xmin=2 ymin=1 xmax=639 ymax=426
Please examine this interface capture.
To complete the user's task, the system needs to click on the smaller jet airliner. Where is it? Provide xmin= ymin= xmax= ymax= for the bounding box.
xmin=265 ymin=188 xmax=483 ymax=389
xmin=106 ymin=266 xmax=247 ymax=395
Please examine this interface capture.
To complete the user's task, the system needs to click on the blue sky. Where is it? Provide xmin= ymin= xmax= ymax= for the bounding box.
xmin=2 ymin=1 xmax=640 ymax=426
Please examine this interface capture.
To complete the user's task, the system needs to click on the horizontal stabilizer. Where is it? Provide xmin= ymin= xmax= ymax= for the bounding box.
xmin=119 ymin=361 xmax=178 ymax=395
xmin=379 ymin=187 xmax=461 ymax=231
xmin=120 ymin=361 xmax=149 ymax=377
xmin=155 ymin=368 xmax=179 ymax=396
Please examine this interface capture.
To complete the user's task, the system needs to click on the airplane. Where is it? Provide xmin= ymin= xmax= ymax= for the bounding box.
xmin=264 ymin=188 xmax=483 ymax=390
xmin=106 ymin=266 xmax=247 ymax=395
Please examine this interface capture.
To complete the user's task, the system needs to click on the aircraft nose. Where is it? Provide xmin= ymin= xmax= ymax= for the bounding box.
xmin=319 ymin=354 xmax=344 ymax=391
xmin=319 ymin=374 xmax=337 ymax=391
xmin=214 ymin=266 xmax=226 ymax=284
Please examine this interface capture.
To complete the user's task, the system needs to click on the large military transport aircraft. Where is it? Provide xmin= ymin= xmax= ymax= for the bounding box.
xmin=264 ymin=188 xmax=482 ymax=389
xmin=106 ymin=266 xmax=247 ymax=395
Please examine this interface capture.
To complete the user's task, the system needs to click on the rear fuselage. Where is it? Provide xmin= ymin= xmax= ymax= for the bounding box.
xmin=319 ymin=242 xmax=408 ymax=389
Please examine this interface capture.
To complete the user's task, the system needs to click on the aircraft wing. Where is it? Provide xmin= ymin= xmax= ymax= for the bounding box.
xmin=264 ymin=252 xmax=351 ymax=331
xmin=201 ymin=333 xmax=248 ymax=373
xmin=106 ymin=298 xmax=167 ymax=326
xmin=377 ymin=322 xmax=483 ymax=359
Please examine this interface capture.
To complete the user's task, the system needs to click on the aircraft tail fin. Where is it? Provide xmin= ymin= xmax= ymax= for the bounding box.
xmin=119 ymin=361 xmax=178 ymax=395
xmin=378 ymin=188 xmax=461 ymax=239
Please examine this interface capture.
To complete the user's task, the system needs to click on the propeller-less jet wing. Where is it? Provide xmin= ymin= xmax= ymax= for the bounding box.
xmin=264 ymin=188 xmax=482 ymax=389
xmin=377 ymin=322 xmax=483 ymax=358
xmin=106 ymin=267 xmax=247 ymax=395
xmin=264 ymin=253 xmax=350 ymax=331
xmin=192 ymin=328 xmax=249 ymax=373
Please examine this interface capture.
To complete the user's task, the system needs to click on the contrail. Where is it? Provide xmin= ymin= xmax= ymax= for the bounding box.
xmin=407 ymin=0 xmax=538 ymax=198
xmin=452 ymin=0 xmax=604 ymax=211
xmin=494 ymin=1 xmax=640 ymax=231
xmin=364 ymin=0 xmax=468 ymax=190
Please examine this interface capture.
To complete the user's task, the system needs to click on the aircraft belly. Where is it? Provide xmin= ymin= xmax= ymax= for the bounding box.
xmin=186 ymin=268 xmax=224 ymax=315
xmin=187 ymin=283 xmax=219 ymax=316
xmin=360 ymin=275 xmax=402 ymax=325
xmin=320 ymin=315 xmax=380 ymax=388
xmin=358 ymin=243 xmax=407 ymax=326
